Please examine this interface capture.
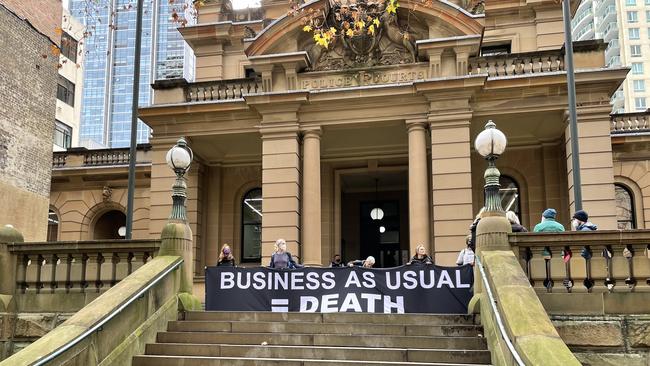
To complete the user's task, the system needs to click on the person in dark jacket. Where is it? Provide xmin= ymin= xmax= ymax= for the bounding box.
xmin=217 ymin=243 xmax=235 ymax=266
xmin=330 ymin=254 xmax=345 ymax=267
xmin=469 ymin=208 xmax=485 ymax=247
xmin=572 ymin=210 xmax=597 ymax=231
xmin=506 ymin=211 xmax=528 ymax=232
xmin=407 ymin=244 xmax=433 ymax=265
xmin=269 ymin=238 xmax=301 ymax=269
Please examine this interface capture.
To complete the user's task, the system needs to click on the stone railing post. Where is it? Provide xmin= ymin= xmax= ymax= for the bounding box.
xmin=0 ymin=225 xmax=21 ymax=300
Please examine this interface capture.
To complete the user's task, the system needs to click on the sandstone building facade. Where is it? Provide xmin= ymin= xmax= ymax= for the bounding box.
xmin=49 ymin=0 xmax=649 ymax=287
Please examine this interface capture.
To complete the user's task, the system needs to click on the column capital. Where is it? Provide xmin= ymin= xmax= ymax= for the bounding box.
xmin=405 ymin=117 xmax=428 ymax=132
xmin=301 ymin=127 xmax=322 ymax=140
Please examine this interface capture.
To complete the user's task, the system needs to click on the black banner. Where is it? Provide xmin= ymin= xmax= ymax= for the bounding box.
xmin=205 ymin=264 xmax=473 ymax=314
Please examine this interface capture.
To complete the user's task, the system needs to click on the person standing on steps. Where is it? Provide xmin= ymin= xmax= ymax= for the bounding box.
xmin=506 ymin=211 xmax=528 ymax=232
xmin=330 ymin=254 xmax=345 ymax=267
xmin=533 ymin=208 xmax=565 ymax=232
xmin=217 ymin=243 xmax=236 ymax=266
xmin=572 ymin=210 xmax=597 ymax=231
xmin=407 ymin=244 xmax=433 ymax=265
xmin=269 ymin=238 xmax=301 ymax=269
xmin=456 ymin=235 xmax=475 ymax=266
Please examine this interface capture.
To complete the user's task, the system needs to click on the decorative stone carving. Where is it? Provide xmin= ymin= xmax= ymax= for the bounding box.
xmin=102 ymin=186 xmax=113 ymax=202
xmin=305 ymin=0 xmax=422 ymax=71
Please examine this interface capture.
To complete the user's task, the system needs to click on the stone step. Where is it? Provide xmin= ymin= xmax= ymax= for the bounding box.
xmin=156 ymin=332 xmax=487 ymax=349
xmin=166 ymin=321 xmax=482 ymax=337
xmin=184 ymin=311 xmax=477 ymax=325
xmin=132 ymin=355 xmax=491 ymax=366
xmin=145 ymin=343 xmax=492 ymax=364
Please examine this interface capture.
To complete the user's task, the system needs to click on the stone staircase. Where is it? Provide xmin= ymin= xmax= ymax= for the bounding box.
xmin=132 ymin=311 xmax=491 ymax=365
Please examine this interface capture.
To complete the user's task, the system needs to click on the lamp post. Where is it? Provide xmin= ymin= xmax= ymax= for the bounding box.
xmin=159 ymin=137 xmax=200 ymax=310
xmin=468 ymin=120 xmax=511 ymax=313
xmin=474 ymin=120 xmax=507 ymax=214
xmin=165 ymin=137 xmax=193 ymax=222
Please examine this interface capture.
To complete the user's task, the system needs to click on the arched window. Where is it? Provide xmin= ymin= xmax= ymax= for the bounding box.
xmin=93 ymin=210 xmax=126 ymax=239
xmin=615 ymin=184 xmax=636 ymax=229
xmin=499 ymin=175 xmax=521 ymax=217
xmin=241 ymin=188 xmax=262 ymax=262
xmin=47 ymin=209 xmax=59 ymax=242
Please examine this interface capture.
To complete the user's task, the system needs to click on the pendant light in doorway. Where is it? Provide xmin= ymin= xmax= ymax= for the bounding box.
xmin=370 ymin=178 xmax=384 ymax=221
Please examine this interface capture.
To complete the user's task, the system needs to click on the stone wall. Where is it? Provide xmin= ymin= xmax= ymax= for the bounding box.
xmin=0 ymin=4 xmax=58 ymax=241
xmin=0 ymin=312 xmax=73 ymax=359
xmin=552 ymin=315 xmax=650 ymax=366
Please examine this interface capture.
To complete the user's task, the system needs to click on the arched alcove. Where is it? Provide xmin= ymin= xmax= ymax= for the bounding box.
xmin=93 ymin=210 xmax=126 ymax=240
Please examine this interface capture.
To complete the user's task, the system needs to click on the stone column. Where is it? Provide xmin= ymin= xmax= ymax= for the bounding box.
xmin=429 ymin=111 xmax=474 ymax=265
xmin=302 ymin=129 xmax=322 ymax=266
xmin=261 ymin=131 xmax=301 ymax=263
xmin=564 ymin=104 xmax=617 ymax=229
xmin=406 ymin=119 xmax=431 ymax=256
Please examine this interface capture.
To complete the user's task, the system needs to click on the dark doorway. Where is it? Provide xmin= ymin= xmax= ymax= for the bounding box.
xmin=93 ymin=210 xmax=126 ymax=240
xmin=340 ymin=171 xmax=409 ymax=268
xmin=360 ymin=200 xmax=404 ymax=267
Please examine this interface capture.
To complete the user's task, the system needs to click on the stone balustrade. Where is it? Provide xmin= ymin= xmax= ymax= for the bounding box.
xmin=51 ymin=144 xmax=152 ymax=168
xmin=468 ymin=49 xmax=565 ymax=77
xmin=509 ymin=230 xmax=650 ymax=293
xmin=610 ymin=111 xmax=650 ymax=135
xmin=8 ymin=239 xmax=160 ymax=294
xmin=185 ymin=77 xmax=262 ymax=102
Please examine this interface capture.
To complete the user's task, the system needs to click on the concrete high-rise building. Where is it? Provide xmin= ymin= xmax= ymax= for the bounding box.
xmin=54 ymin=8 xmax=85 ymax=151
xmin=573 ymin=0 xmax=650 ymax=112
xmin=69 ymin=0 xmax=195 ymax=148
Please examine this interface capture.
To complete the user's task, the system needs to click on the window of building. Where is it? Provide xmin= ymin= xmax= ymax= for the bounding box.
xmin=627 ymin=0 xmax=636 ymax=5
xmin=54 ymin=120 xmax=72 ymax=148
xmin=47 ymin=209 xmax=59 ymax=241
xmin=480 ymin=43 xmax=512 ymax=56
xmin=631 ymin=45 xmax=642 ymax=57
xmin=635 ymin=97 xmax=647 ymax=110
xmin=633 ymin=79 xmax=646 ymax=92
xmin=647 ymin=11 xmax=650 ymax=21
xmin=241 ymin=188 xmax=262 ymax=262
xmin=628 ymin=11 xmax=639 ymax=22
xmin=57 ymin=75 xmax=75 ymax=106
xmin=629 ymin=28 xmax=641 ymax=39
xmin=647 ymin=0 xmax=650 ymax=5
xmin=615 ymin=184 xmax=636 ymax=229
xmin=632 ymin=62 xmax=644 ymax=74
xmin=499 ymin=176 xmax=521 ymax=218
xmin=60 ymin=32 xmax=78 ymax=63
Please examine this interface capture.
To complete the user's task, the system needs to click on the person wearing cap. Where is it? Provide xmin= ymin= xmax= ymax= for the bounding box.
xmin=533 ymin=208 xmax=565 ymax=232
xmin=572 ymin=210 xmax=597 ymax=231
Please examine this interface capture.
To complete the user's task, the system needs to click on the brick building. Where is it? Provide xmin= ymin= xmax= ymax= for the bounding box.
xmin=0 ymin=1 xmax=61 ymax=241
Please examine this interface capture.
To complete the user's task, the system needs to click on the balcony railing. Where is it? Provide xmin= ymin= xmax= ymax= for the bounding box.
xmin=8 ymin=239 xmax=161 ymax=293
xmin=509 ymin=231 xmax=650 ymax=293
xmin=52 ymin=144 xmax=152 ymax=168
xmin=469 ymin=50 xmax=564 ymax=77
xmin=185 ymin=77 xmax=262 ymax=102
xmin=611 ymin=111 xmax=650 ymax=134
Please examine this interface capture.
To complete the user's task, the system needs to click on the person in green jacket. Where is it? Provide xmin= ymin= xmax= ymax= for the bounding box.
xmin=533 ymin=208 xmax=565 ymax=232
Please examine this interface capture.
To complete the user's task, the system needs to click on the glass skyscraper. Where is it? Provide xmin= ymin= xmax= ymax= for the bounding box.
xmin=70 ymin=0 xmax=194 ymax=148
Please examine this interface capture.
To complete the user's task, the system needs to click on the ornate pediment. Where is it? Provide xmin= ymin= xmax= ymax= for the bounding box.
xmin=299 ymin=0 xmax=428 ymax=71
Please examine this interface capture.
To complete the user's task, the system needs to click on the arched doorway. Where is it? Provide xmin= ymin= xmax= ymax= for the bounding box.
xmin=93 ymin=210 xmax=126 ymax=240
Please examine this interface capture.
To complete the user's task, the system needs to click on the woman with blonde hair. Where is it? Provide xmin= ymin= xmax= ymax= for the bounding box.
xmin=269 ymin=238 xmax=300 ymax=269
xmin=217 ymin=243 xmax=235 ymax=267
xmin=506 ymin=211 xmax=528 ymax=232
xmin=407 ymin=244 xmax=433 ymax=265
